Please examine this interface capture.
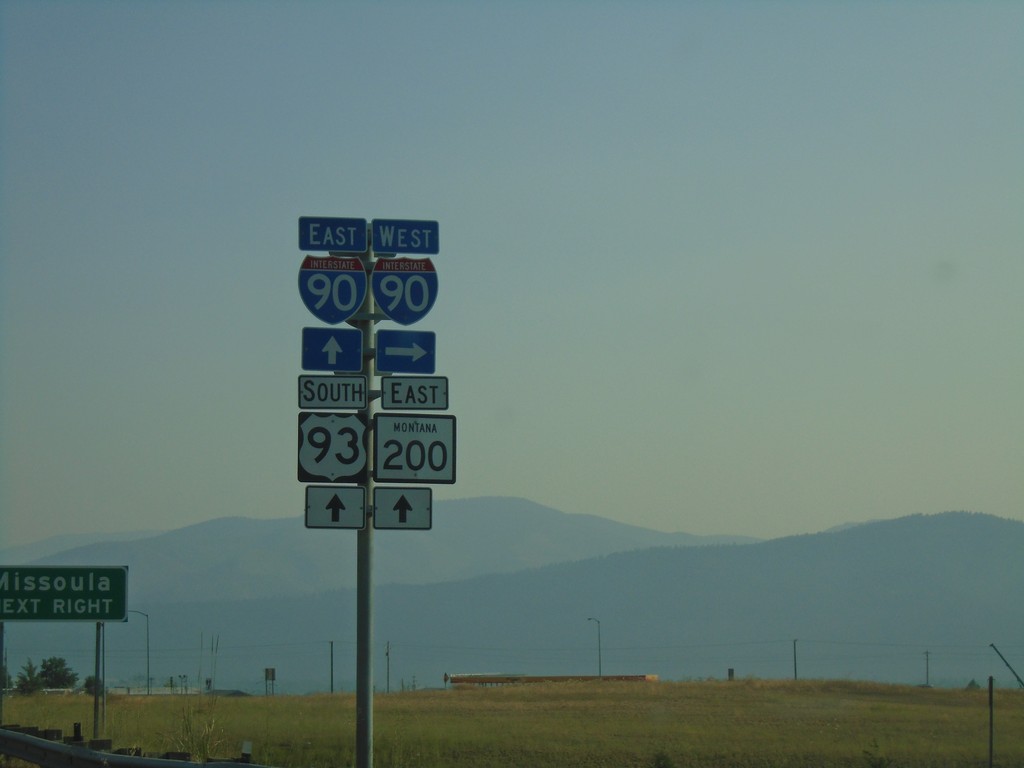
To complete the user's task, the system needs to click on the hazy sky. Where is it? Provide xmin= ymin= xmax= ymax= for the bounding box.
xmin=2 ymin=1 xmax=1021 ymax=548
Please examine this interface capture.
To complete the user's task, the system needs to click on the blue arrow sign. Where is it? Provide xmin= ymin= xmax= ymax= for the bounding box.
xmin=299 ymin=217 xmax=368 ymax=252
xmin=371 ymin=219 xmax=439 ymax=254
xmin=302 ymin=327 xmax=364 ymax=372
xmin=375 ymin=329 xmax=436 ymax=374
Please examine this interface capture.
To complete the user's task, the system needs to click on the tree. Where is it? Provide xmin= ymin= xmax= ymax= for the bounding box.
xmin=16 ymin=659 xmax=44 ymax=694
xmin=83 ymin=675 xmax=103 ymax=696
xmin=40 ymin=657 xmax=79 ymax=689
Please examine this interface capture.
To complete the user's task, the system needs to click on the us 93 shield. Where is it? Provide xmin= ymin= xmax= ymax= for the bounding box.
xmin=298 ymin=412 xmax=368 ymax=482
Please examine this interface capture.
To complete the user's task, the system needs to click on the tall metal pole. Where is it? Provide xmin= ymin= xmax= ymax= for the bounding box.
xmin=128 ymin=610 xmax=150 ymax=695
xmin=0 ymin=622 xmax=6 ymax=725
xmin=355 ymin=235 xmax=377 ymax=768
xmin=330 ymin=640 xmax=334 ymax=693
xmin=587 ymin=618 xmax=601 ymax=678
xmin=93 ymin=622 xmax=102 ymax=738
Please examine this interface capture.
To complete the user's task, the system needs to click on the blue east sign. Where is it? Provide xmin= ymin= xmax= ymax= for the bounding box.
xmin=299 ymin=217 xmax=368 ymax=252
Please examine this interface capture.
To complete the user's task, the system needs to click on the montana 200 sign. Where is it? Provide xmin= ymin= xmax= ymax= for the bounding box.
xmin=373 ymin=414 xmax=456 ymax=484
xmin=0 ymin=566 xmax=128 ymax=621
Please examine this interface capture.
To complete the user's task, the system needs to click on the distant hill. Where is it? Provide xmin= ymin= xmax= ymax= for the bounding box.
xmin=5 ymin=509 xmax=1021 ymax=694
xmin=8 ymin=497 xmax=757 ymax=602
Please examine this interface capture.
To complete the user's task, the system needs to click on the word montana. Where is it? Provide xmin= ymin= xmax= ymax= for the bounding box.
xmin=0 ymin=566 xmax=128 ymax=621
xmin=387 ymin=420 xmax=439 ymax=433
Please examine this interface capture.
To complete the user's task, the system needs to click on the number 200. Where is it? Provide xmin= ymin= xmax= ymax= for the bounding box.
xmin=381 ymin=439 xmax=448 ymax=473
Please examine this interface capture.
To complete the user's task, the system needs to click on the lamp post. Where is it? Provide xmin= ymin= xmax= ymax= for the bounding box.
xmin=127 ymin=610 xmax=150 ymax=695
xmin=587 ymin=617 xmax=602 ymax=678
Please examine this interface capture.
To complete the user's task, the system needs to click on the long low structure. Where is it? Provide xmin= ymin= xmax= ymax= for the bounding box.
xmin=444 ymin=673 xmax=658 ymax=686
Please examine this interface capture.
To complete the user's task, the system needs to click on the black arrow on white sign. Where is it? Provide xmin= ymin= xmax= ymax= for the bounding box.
xmin=392 ymin=494 xmax=413 ymax=524
xmin=326 ymin=494 xmax=346 ymax=523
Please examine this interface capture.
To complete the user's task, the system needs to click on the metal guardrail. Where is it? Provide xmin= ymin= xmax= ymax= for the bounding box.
xmin=0 ymin=726 xmax=275 ymax=768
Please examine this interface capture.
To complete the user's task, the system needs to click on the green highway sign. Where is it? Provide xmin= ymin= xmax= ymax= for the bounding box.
xmin=0 ymin=566 xmax=128 ymax=622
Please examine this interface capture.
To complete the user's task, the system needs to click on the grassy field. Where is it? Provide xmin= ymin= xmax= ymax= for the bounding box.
xmin=3 ymin=679 xmax=1022 ymax=768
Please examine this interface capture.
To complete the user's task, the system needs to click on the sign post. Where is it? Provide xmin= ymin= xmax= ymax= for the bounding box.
xmin=296 ymin=216 xmax=451 ymax=768
xmin=0 ymin=565 xmax=127 ymax=739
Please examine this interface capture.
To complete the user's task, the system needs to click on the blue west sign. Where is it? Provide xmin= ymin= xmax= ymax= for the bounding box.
xmin=371 ymin=219 xmax=439 ymax=255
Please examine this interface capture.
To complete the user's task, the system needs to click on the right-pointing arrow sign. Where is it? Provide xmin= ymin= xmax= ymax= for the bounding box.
xmin=375 ymin=330 xmax=436 ymax=374
xmin=384 ymin=341 xmax=427 ymax=362
xmin=374 ymin=487 xmax=432 ymax=530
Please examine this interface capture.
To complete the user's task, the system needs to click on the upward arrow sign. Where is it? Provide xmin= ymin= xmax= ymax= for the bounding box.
xmin=392 ymin=494 xmax=413 ymax=524
xmin=322 ymin=337 xmax=344 ymax=366
xmin=326 ymin=494 xmax=346 ymax=523
xmin=302 ymin=327 xmax=362 ymax=372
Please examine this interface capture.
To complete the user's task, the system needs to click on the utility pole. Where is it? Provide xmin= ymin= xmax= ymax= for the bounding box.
xmin=990 ymin=644 xmax=1024 ymax=689
xmin=587 ymin=618 xmax=602 ymax=678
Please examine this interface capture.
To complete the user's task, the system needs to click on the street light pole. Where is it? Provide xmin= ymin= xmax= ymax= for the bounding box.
xmin=587 ymin=617 xmax=602 ymax=678
xmin=127 ymin=610 xmax=150 ymax=695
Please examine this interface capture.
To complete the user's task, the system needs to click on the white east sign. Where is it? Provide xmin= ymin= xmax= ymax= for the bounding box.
xmin=380 ymin=376 xmax=448 ymax=410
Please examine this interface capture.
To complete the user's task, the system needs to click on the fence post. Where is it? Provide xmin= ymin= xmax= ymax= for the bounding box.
xmin=988 ymin=675 xmax=994 ymax=768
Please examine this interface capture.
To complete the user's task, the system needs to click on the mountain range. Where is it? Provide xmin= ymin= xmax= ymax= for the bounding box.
xmin=2 ymin=499 xmax=1022 ymax=694
xmin=0 ymin=497 xmax=755 ymax=601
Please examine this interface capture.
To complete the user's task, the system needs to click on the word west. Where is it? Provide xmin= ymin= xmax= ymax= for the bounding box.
xmin=373 ymin=222 xmax=437 ymax=253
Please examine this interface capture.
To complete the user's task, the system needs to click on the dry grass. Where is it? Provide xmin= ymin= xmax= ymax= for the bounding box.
xmin=3 ymin=679 xmax=1022 ymax=767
